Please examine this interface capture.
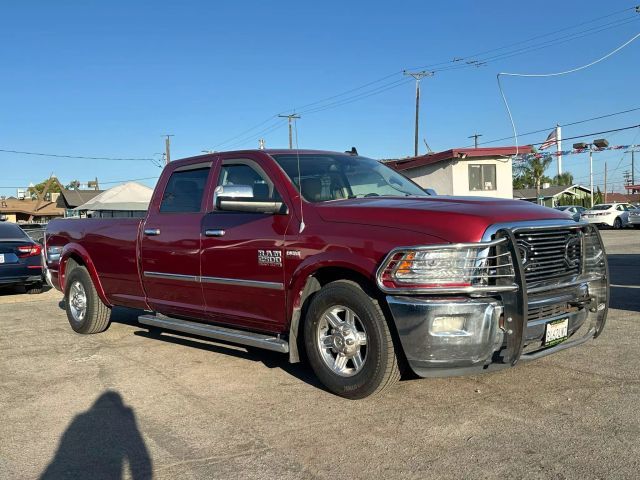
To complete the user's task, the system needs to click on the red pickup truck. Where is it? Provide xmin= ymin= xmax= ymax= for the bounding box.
xmin=45 ymin=149 xmax=609 ymax=398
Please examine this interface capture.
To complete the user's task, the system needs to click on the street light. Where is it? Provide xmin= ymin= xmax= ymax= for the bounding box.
xmin=573 ymin=138 xmax=608 ymax=207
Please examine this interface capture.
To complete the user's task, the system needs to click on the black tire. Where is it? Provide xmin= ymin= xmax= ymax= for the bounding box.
xmin=303 ymin=280 xmax=400 ymax=399
xmin=613 ymin=217 xmax=622 ymax=229
xmin=64 ymin=266 xmax=111 ymax=334
xmin=25 ymin=283 xmax=44 ymax=295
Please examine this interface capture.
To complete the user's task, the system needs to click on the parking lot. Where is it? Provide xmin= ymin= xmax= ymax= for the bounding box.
xmin=0 ymin=230 xmax=638 ymax=479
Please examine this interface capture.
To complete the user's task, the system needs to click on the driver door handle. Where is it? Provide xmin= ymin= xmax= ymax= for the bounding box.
xmin=144 ymin=228 xmax=161 ymax=236
xmin=205 ymin=229 xmax=226 ymax=237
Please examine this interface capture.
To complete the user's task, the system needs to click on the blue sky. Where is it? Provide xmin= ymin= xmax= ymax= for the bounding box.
xmin=1 ymin=0 xmax=639 ymax=197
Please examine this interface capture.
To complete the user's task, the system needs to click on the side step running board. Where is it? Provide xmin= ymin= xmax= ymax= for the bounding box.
xmin=138 ymin=314 xmax=289 ymax=354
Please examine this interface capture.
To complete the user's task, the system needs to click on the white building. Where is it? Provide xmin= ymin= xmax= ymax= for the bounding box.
xmin=387 ymin=146 xmax=531 ymax=199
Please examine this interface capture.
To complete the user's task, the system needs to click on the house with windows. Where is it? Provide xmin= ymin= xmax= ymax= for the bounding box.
xmin=385 ymin=146 xmax=530 ymax=199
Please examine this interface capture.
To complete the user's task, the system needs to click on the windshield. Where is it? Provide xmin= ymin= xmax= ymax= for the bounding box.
xmin=592 ymin=204 xmax=612 ymax=211
xmin=554 ymin=206 xmax=569 ymax=211
xmin=271 ymin=154 xmax=428 ymax=202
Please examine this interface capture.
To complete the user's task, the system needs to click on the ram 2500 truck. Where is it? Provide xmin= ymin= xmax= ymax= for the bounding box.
xmin=45 ymin=149 xmax=609 ymax=399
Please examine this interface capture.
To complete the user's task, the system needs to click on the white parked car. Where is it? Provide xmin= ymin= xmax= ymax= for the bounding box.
xmin=580 ymin=203 xmax=634 ymax=229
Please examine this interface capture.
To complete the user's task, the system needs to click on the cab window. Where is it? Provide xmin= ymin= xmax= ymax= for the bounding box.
xmin=160 ymin=167 xmax=211 ymax=213
xmin=216 ymin=162 xmax=281 ymax=202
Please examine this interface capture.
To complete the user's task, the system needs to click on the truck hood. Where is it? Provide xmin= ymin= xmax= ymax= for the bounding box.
xmin=315 ymin=196 xmax=571 ymax=243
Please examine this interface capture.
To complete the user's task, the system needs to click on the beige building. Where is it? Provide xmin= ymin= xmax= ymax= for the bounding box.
xmin=0 ymin=197 xmax=64 ymax=223
xmin=386 ymin=146 xmax=531 ymax=199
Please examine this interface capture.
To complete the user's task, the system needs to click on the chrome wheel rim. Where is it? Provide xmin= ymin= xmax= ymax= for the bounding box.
xmin=69 ymin=281 xmax=87 ymax=322
xmin=316 ymin=305 xmax=368 ymax=377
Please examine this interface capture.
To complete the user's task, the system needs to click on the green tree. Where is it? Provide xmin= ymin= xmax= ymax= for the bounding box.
xmin=553 ymin=171 xmax=574 ymax=186
xmin=27 ymin=177 xmax=62 ymax=199
xmin=513 ymin=157 xmax=552 ymax=194
xmin=66 ymin=180 xmax=81 ymax=190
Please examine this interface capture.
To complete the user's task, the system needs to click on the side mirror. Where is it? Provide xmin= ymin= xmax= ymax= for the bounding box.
xmin=423 ymin=188 xmax=437 ymax=196
xmin=214 ymin=185 xmax=288 ymax=214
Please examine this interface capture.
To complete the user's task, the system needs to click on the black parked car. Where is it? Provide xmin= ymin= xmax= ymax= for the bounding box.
xmin=0 ymin=222 xmax=44 ymax=294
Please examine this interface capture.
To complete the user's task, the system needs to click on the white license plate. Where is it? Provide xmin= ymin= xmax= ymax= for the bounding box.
xmin=0 ymin=254 xmax=4 ymax=264
xmin=545 ymin=318 xmax=568 ymax=346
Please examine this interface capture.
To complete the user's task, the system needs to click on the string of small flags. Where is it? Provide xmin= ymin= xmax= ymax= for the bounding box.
xmin=513 ymin=144 xmax=640 ymax=162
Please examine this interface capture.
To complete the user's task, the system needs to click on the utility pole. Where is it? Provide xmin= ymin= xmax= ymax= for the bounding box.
xmin=604 ymin=161 xmax=607 ymax=203
xmin=589 ymin=149 xmax=594 ymax=208
xmin=468 ymin=133 xmax=482 ymax=149
xmin=278 ymin=114 xmax=301 ymax=149
xmin=633 ymin=150 xmax=636 ymax=185
xmin=403 ymin=70 xmax=434 ymax=157
xmin=163 ymin=134 xmax=174 ymax=164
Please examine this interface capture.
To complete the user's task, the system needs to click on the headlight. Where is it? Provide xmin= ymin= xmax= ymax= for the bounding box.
xmin=377 ymin=239 xmax=515 ymax=293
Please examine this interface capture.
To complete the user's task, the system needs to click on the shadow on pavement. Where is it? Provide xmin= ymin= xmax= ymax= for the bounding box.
xmin=607 ymin=254 xmax=640 ymax=313
xmin=40 ymin=391 xmax=152 ymax=480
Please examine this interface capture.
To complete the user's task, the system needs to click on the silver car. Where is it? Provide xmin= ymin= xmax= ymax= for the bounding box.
xmin=554 ymin=205 xmax=586 ymax=222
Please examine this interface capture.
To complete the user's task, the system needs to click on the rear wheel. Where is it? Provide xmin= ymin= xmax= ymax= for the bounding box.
xmin=303 ymin=280 xmax=400 ymax=399
xmin=613 ymin=217 xmax=622 ymax=229
xmin=64 ymin=266 xmax=111 ymax=334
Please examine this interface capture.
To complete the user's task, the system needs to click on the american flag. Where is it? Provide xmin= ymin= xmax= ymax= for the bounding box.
xmin=539 ymin=129 xmax=557 ymax=150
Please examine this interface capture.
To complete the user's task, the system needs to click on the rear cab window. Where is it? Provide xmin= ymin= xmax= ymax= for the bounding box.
xmin=160 ymin=166 xmax=211 ymax=213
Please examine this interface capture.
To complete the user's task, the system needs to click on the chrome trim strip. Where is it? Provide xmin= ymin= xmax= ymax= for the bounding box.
xmin=200 ymin=275 xmax=283 ymax=290
xmin=481 ymin=219 xmax=582 ymax=242
xmin=142 ymin=271 xmax=284 ymax=290
xmin=527 ymin=274 xmax=604 ymax=294
xmin=143 ymin=271 xmax=199 ymax=282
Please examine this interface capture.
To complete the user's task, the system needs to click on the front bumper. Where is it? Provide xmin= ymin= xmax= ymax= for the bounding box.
xmin=384 ymin=226 xmax=609 ymax=378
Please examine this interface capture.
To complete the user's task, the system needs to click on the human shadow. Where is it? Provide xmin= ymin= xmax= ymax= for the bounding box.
xmin=40 ymin=391 xmax=152 ymax=480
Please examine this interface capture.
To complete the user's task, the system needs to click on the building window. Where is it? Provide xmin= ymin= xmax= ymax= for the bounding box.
xmin=468 ymin=164 xmax=497 ymax=191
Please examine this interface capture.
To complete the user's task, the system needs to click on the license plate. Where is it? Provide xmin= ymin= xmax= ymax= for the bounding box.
xmin=0 ymin=254 xmax=4 ymax=264
xmin=545 ymin=318 xmax=568 ymax=346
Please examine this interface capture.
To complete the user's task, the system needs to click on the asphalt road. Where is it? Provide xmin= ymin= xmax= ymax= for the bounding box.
xmin=1 ymin=230 xmax=638 ymax=479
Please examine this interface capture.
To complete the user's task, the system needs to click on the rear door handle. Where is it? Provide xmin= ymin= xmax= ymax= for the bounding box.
xmin=144 ymin=228 xmax=161 ymax=236
xmin=204 ymin=229 xmax=225 ymax=237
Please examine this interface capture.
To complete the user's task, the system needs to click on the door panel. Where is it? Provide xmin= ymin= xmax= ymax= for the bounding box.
xmin=200 ymin=157 xmax=290 ymax=332
xmin=140 ymin=163 xmax=212 ymax=318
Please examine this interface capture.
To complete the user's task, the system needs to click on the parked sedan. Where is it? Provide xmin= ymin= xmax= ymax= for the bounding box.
xmin=629 ymin=205 xmax=640 ymax=228
xmin=554 ymin=205 xmax=586 ymax=222
xmin=580 ymin=203 xmax=633 ymax=229
xmin=0 ymin=222 xmax=44 ymax=293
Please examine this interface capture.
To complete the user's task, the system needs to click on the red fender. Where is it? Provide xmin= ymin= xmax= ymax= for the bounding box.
xmin=59 ymin=243 xmax=112 ymax=307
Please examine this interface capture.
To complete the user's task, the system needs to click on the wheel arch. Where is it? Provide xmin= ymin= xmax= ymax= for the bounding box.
xmin=60 ymin=244 xmax=111 ymax=307
xmin=287 ymin=261 xmax=380 ymax=363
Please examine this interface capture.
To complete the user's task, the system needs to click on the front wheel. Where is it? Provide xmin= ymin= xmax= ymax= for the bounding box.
xmin=303 ymin=280 xmax=401 ymax=399
xmin=64 ymin=266 xmax=111 ymax=334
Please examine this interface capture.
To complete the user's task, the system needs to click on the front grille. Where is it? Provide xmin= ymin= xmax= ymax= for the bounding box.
xmin=527 ymin=301 xmax=573 ymax=322
xmin=514 ymin=227 xmax=582 ymax=286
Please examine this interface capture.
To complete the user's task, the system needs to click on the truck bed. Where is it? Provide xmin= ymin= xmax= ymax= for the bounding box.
xmin=46 ymin=218 xmax=147 ymax=309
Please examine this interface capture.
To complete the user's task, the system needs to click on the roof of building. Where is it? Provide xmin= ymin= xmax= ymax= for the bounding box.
xmin=605 ymin=192 xmax=640 ymax=203
xmin=513 ymin=184 xmax=591 ymax=200
xmin=57 ymin=189 xmax=104 ymax=209
xmin=386 ymin=146 xmax=533 ymax=172
xmin=0 ymin=197 xmax=64 ymax=217
xmin=75 ymin=182 xmax=153 ymax=211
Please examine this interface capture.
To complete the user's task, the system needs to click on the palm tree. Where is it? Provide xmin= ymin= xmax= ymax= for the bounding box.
xmin=553 ymin=172 xmax=574 ymax=186
xmin=521 ymin=157 xmax=552 ymax=201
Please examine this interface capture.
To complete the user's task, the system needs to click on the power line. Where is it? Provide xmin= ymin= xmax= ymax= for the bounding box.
xmin=529 ymin=124 xmax=640 ymax=146
xmin=0 ymin=148 xmax=155 ymax=161
xmin=471 ymin=106 xmax=640 ymax=147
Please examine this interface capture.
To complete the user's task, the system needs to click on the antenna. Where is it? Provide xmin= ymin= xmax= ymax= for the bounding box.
xmin=293 ymin=119 xmax=305 ymax=233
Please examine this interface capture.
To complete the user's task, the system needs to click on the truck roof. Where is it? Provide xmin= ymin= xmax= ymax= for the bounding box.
xmin=172 ymin=149 xmax=358 ymax=167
